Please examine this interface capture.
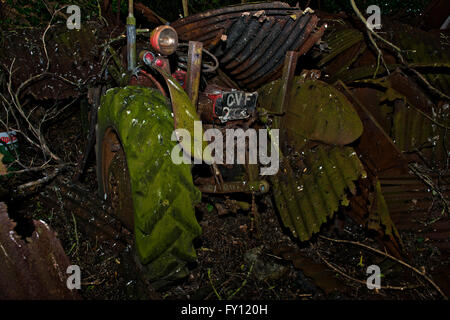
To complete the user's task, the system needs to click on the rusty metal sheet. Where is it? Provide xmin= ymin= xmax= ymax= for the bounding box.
xmin=388 ymin=71 xmax=435 ymax=114
xmin=334 ymin=81 xmax=410 ymax=177
xmin=318 ymin=28 xmax=364 ymax=68
xmin=386 ymin=72 xmax=448 ymax=166
xmin=335 ymin=82 xmax=449 ymax=257
xmin=392 ymin=100 xmax=449 ymax=165
xmin=381 ymin=173 xmax=450 ymax=217
xmin=271 ymin=145 xmax=367 ymax=242
xmin=258 ymin=77 xmax=363 ymax=150
xmin=172 ymin=3 xmax=322 ymax=89
xmin=383 ymin=21 xmax=448 ymax=91
xmin=172 ymin=2 xmax=292 ymax=32
xmin=0 ymin=202 xmax=80 ymax=299
xmin=381 ymin=173 xmax=450 ymax=254
xmin=317 ymin=18 xmax=450 ymax=94
xmin=349 ymin=71 xmax=449 ymax=168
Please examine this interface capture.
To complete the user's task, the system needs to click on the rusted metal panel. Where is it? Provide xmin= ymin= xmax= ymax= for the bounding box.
xmin=172 ymin=3 xmax=322 ymax=89
xmin=271 ymin=145 xmax=367 ymax=242
xmin=381 ymin=173 xmax=450 ymax=253
xmin=335 ymin=81 xmax=410 ymax=177
xmin=381 ymin=174 xmax=450 ymax=216
xmin=0 ymin=202 xmax=79 ymax=299
xmin=276 ymin=51 xmax=298 ymax=126
xmin=349 ymin=71 xmax=449 ymax=168
xmin=392 ymin=99 xmax=449 ymax=165
xmin=186 ymin=41 xmax=203 ymax=108
xmin=391 ymin=15 xmax=450 ymax=95
xmin=388 ymin=71 xmax=435 ymax=114
xmin=258 ymin=75 xmax=368 ymax=241
xmin=172 ymin=2 xmax=292 ymax=32
xmin=258 ymin=77 xmax=363 ymax=151
xmin=318 ymin=28 xmax=364 ymax=68
xmin=334 ymin=82 xmax=449 ymax=256
xmin=317 ymin=18 xmax=450 ymax=94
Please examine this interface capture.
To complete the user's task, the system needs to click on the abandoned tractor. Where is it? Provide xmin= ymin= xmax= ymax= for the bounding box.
xmin=96 ymin=2 xmax=382 ymax=288
xmin=97 ymin=23 xmax=276 ymax=287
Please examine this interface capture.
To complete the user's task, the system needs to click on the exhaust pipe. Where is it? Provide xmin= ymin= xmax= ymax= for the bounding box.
xmin=126 ymin=0 xmax=136 ymax=71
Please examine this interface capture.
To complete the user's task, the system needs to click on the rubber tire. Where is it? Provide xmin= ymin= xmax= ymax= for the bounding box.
xmin=96 ymin=86 xmax=202 ymax=287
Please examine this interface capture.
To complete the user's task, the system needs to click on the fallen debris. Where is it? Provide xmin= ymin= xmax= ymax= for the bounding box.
xmin=0 ymin=202 xmax=80 ymax=299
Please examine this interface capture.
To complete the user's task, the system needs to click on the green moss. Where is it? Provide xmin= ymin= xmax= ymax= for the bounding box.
xmin=97 ymin=86 xmax=201 ymax=284
xmin=258 ymin=78 xmax=363 ymax=149
xmin=271 ymin=145 xmax=366 ymax=241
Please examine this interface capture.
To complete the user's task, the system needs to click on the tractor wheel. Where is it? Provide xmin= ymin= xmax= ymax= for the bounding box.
xmin=96 ymin=86 xmax=202 ymax=288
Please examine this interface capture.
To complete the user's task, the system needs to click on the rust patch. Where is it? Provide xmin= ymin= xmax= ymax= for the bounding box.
xmin=172 ymin=3 xmax=322 ymax=89
xmin=0 ymin=202 xmax=80 ymax=299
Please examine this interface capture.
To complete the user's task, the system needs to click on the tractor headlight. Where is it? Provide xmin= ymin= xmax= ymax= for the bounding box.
xmin=150 ymin=25 xmax=178 ymax=56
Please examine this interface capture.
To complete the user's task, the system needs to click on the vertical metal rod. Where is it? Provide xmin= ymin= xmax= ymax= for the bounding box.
xmin=126 ymin=0 xmax=136 ymax=71
xmin=182 ymin=0 xmax=189 ymax=17
xmin=275 ymin=51 xmax=298 ymax=128
xmin=186 ymin=41 xmax=203 ymax=108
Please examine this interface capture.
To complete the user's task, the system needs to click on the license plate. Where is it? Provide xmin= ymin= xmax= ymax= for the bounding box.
xmin=215 ymin=91 xmax=258 ymax=122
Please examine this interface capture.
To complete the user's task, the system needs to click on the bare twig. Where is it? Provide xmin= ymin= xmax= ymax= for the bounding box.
xmin=316 ymin=249 xmax=417 ymax=291
xmin=349 ymin=0 xmax=450 ymax=100
xmin=0 ymin=5 xmax=88 ymax=166
xmin=367 ymin=31 xmax=390 ymax=78
xmin=1 ymin=163 xmax=64 ymax=176
xmin=349 ymin=0 xmax=400 ymax=52
xmin=409 ymin=163 xmax=449 ymax=216
xmin=208 ymin=268 xmax=222 ymax=300
xmin=16 ymin=166 xmax=62 ymax=192
xmin=6 ymin=61 xmax=60 ymax=162
xmin=319 ymin=235 xmax=448 ymax=299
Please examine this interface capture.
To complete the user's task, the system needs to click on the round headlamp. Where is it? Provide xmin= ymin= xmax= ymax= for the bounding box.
xmin=150 ymin=25 xmax=178 ymax=56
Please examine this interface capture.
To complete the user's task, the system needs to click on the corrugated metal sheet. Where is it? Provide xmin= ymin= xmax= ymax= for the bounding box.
xmin=335 ymin=82 xmax=410 ymax=178
xmin=257 ymin=77 xmax=368 ymax=242
xmin=349 ymin=71 xmax=449 ymax=167
xmin=258 ymin=78 xmax=363 ymax=151
xmin=318 ymin=28 xmax=364 ymax=67
xmin=172 ymin=2 xmax=323 ymax=89
xmin=0 ymin=202 xmax=79 ymax=299
xmin=392 ymin=100 xmax=449 ymax=165
xmin=172 ymin=2 xmax=293 ymax=44
xmin=380 ymin=173 xmax=450 ymax=253
xmin=271 ymin=146 xmax=366 ymax=241
xmin=390 ymin=20 xmax=450 ymax=95
xmin=317 ymin=19 xmax=450 ymax=92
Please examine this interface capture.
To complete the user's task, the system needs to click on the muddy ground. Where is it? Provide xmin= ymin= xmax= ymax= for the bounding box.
xmin=4 ymin=103 xmax=448 ymax=300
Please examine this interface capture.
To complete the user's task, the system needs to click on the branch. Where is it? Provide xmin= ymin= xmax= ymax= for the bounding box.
xmin=316 ymin=249 xmax=417 ymax=291
xmin=16 ymin=166 xmax=64 ymax=192
xmin=319 ymin=235 xmax=448 ymax=299
xmin=349 ymin=0 xmax=450 ymax=100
